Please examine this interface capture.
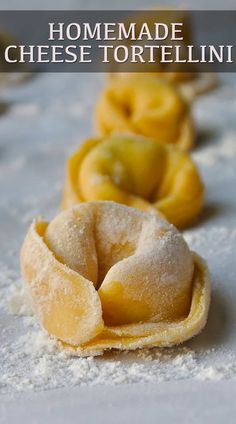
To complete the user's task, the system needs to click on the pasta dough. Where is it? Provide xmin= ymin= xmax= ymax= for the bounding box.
xmin=96 ymin=74 xmax=194 ymax=150
xmin=62 ymin=134 xmax=204 ymax=228
xmin=21 ymin=201 xmax=211 ymax=356
xmin=108 ymin=9 xmax=218 ymax=98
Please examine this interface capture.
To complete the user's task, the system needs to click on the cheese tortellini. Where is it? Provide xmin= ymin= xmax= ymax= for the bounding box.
xmin=96 ymin=75 xmax=195 ymax=150
xmin=21 ymin=201 xmax=211 ymax=356
xmin=62 ymin=134 xmax=204 ymax=228
xmin=108 ymin=9 xmax=217 ymax=98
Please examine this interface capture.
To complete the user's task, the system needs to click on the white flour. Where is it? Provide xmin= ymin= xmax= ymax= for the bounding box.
xmin=193 ymin=131 xmax=236 ymax=166
xmin=0 ymin=278 xmax=235 ymax=395
xmin=1 ymin=75 xmax=236 ymax=395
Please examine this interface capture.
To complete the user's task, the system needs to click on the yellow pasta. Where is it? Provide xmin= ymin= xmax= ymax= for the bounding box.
xmin=108 ymin=9 xmax=217 ymax=98
xmin=96 ymin=75 xmax=194 ymax=150
xmin=62 ymin=134 xmax=204 ymax=228
xmin=21 ymin=201 xmax=211 ymax=356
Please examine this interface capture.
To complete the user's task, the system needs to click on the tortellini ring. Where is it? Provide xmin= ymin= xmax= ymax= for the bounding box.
xmin=21 ymin=201 xmax=211 ymax=356
xmin=96 ymin=74 xmax=195 ymax=150
xmin=62 ymin=134 xmax=204 ymax=228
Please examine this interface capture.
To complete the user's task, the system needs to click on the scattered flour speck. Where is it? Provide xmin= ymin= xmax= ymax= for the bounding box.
xmin=0 ymin=283 xmax=235 ymax=395
xmin=1 ymin=75 xmax=236 ymax=396
xmin=193 ymin=132 xmax=236 ymax=166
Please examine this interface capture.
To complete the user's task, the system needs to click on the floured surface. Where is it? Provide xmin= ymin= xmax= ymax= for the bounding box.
xmin=0 ymin=72 xmax=236 ymax=397
xmin=0 ymin=70 xmax=236 ymax=413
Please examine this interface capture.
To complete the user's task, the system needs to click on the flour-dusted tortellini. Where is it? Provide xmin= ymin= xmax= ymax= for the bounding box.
xmin=62 ymin=134 xmax=204 ymax=228
xmin=21 ymin=201 xmax=211 ymax=356
xmin=96 ymin=75 xmax=195 ymax=150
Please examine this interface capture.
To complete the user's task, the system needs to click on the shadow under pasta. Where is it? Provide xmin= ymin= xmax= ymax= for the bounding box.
xmin=189 ymin=202 xmax=225 ymax=229
xmin=186 ymin=288 xmax=230 ymax=351
xmin=196 ymin=127 xmax=219 ymax=148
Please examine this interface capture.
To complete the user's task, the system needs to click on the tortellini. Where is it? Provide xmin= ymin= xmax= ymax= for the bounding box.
xmin=96 ymin=74 xmax=195 ymax=150
xmin=0 ymin=30 xmax=31 ymax=86
xmin=62 ymin=134 xmax=204 ymax=228
xmin=21 ymin=201 xmax=211 ymax=356
xmin=108 ymin=9 xmax=217 ymax=98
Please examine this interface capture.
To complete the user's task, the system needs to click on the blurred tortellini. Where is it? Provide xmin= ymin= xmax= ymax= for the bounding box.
xmin=0 ymin=30 xmax=31 ymax=86
xmin=96 ymin=74 xmax=195 ymax=150
xmin=62 ymin=134 xmax=204 ymax=228
xmin=108 ymin=9 xmax=217 ymax=98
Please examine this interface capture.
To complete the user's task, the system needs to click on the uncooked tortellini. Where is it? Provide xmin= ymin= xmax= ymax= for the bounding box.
xmin=96 ymin=75 xmax=195 ymax=150
xmin=21 ymin=201 xmax=211 ymax=356
xmin=62 ymin=134 xmax=204 ymax=228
